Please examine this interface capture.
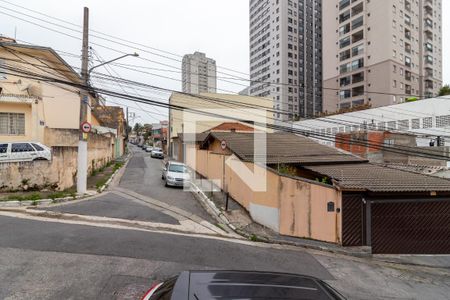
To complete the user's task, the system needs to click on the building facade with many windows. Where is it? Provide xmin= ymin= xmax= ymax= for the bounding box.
xmin=323 ymin=0 xmax=443 ymax=113
xmin=182 ymin=52 xmax=217 ymax=94
xmin=249 ymin=0 xmax=322 ymax=121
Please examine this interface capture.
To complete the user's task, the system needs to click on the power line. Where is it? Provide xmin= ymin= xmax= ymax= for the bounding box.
xmin=3 ymin=64 xmax=449 ymax=160
xmin=3 ymin=51 xmax=449 ymax=140
xmin=0 ymin=6 xmax=430 ymax=100
xmin=0 ymin=0 xmax=249 ymax=76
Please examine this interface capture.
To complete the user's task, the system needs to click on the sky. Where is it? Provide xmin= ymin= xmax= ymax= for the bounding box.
xmin=0 ymin=0 xmax=449 ymax=124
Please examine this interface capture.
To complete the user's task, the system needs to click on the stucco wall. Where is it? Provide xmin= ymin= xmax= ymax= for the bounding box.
xmin=0 ymin=130 xmax=113 ymax=191
xmin=192 ymin=149 xmax=342 ymax=243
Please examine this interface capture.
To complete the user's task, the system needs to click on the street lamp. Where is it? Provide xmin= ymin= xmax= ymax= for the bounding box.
xmin=88 ymin=52 xmax=139 ymax=77
xmin=76 ymin=51 xmax=139 ymax=195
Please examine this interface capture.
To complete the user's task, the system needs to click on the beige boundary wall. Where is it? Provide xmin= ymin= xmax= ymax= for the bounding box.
xmin=186 ymin=146 xmax=343 ymax=244
xmin=0 ymin=130 xmax=114 ymax=192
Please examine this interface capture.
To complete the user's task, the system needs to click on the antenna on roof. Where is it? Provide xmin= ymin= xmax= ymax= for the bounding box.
xmin=14 ymin=26 xmax=17 ymax=40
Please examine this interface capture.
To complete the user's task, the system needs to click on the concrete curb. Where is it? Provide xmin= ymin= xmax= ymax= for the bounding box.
xmin=0 ymin=191 xmax=98 ymax=208
xmin=190 ymin=183 xmax=238 ymax=233
xmin=0 ymin=155 xmax=130 ymax=208
xmin=0 ymin=208 xmax=234 ymax=237
xmin=190 ymin=181 xmax=372 ymax=258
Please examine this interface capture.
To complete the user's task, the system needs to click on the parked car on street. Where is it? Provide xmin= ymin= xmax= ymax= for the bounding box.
xmin=0 ymin=142 xmax=52 ymax=163
xmin=141 ymin=270 xmax=346 ymax=300
xmin=151 ymin=148 xmax=164 ymax=159
xmin=145 ymin=146 xmax=154 ymax=152
xmin=161 ymin=161 xmax=191 ymax=187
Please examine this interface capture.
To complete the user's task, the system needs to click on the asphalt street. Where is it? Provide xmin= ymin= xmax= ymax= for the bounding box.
xmin=0 ymin=216 xmax=331 ymax=299
xmin=40 ymin=192 xmax=180 ymax=225
xmin=119 ymin=146 xmax=214 ymax=223
xmin=2 ymin=145 xmax=450 ymax=299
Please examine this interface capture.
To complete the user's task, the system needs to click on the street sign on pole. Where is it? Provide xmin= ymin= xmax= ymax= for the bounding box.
xmin=81 ymin=121 xmax=92 ymax=133
xmin=221 ymin=140 xmax=227 ymax=150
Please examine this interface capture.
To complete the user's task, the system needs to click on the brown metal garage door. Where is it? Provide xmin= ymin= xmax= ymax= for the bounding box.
xmin=342 ymin=194 xmax=364 ymax=246
xmin=371 ymin=200 xmax=450 ymax=254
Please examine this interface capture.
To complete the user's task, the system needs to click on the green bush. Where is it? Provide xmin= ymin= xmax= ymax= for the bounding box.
xmin=7 ymin=195 xmax=24 ymax=201
xmin=29 ymin=193 xmax=42 ymax=201
xmin=48 ymin=192 xmax=66 ymax=200
xmin=113 ymin=162 xmax=124 ymax=171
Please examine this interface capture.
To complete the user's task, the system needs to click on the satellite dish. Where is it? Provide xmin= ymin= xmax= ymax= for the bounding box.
xmin=22 ymin=83 xmax=43 ymax=98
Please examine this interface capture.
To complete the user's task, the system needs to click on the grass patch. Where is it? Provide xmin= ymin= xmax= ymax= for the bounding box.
xmin=6 ymin=195 xmax=24 ymax=201
xmin=28 ymin=193 xmax=42 ymax=201
xmin=96 ymin=178 xmax=108 ymax=191
xmin=48 ymin=191 xmax=67 ymax=200
xmin=113 ymin=162 xmax=124 ymax=172
xmin=249 ymin=234 xmax=264 ymax=242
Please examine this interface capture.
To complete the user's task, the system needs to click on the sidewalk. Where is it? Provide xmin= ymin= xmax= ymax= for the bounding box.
xmin=191 ymin=179 xmax=450 ymax=268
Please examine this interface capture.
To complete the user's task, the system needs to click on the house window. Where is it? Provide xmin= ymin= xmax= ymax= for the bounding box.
xmin=0 ymin=59 xmax=6 ymax=79
xmin=0 ymin=113 xmax=25 ymax=135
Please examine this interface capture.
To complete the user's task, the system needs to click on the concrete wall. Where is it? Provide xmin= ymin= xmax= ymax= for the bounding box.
xmin=187 ymin=148 xmax=342 ymax=243
xmin=0 ymin=130 xmax=113 ymax=192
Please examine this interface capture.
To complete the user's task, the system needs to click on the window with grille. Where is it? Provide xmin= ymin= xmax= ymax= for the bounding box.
xmin=0 ymin=113 xmax=25 ymax=135
xmin=411 ymin=118 xmax=420 ymax=129
xmin=436 ymin=115 xmax=450 ymax=128
xmin=398 ymin=119 xmax=409 ymax=130
xmin=387 ymin=121 xmax=397 ymax=130
xmin=423 ymin=117 xmax=433 ymax=128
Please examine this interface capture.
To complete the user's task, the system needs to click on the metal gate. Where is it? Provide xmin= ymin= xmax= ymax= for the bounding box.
xmin=371 ymin=199 xmax=450 ymax=254
xmin=342 ymin=194 xmax=364 ymax=246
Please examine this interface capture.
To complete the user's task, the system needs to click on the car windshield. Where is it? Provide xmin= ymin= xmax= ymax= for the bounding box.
xmin=168 ymin=164 xmax=188 ymax=173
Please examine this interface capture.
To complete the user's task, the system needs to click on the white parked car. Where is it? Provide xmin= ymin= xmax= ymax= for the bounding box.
xmin=145 ymin=146 xmax=154 ymax=152
xmin=0 ymin=142 xmax=52 ymax=163
xmin=150 ymin=148 xmax=164 ymax=159
xmin=162 ymin=161 xmax=191 ymax=187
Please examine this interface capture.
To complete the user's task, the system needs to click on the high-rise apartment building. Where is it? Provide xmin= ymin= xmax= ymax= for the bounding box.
xmin=249 ymin=0 xmax=323 ymax=121
xmin=182 ymin=52 xmax=217 ymax=94
xmin=323 ymin=0 xmax=442 ymax=113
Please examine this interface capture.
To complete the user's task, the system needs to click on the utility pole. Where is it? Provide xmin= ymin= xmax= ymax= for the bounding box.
xmin=77 ymin=7 xmax=89 ymax=195
xmin=126 ymin=106 xmax=129 ymax=139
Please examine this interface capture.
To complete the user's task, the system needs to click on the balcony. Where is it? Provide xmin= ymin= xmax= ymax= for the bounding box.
xmin=351 ymin=2 xmax=364 ymax=17
xmin=340 ymin=76 xmax=351 ymax=87
xmin=425 ymin=67 xmax=433 ymax=77
xmin=405 ymin=85 xmax=412 ymax=95
xmin=425 ymin=79 xmax=434 ymax=89
xmin=352 ymin=71 xmax=364 ymax=84
xmin=352 ymin=15 xmax=364 ymax=30
xmin=424 ymin=28 xmax=433 ymax=40
xmin=340 ymin=49 xmax=351 ymax=61
xmin=339 ymin=10 xmax=351 ymax=23
xmin=425 ymin=55 xmax=433 ymax=65
xmin=339 ymin=0 xmax=350 ymax=10
xmin=405 ymin=0 xmax=411 ymax=12
xmin=405 ymin=42 xmax=412 ymax=54
xmin=352 ymin=30 xmax=364 ymax=44
xmin=424 ymin=18 xmax=433 ymax=28
xmin=352 ymin=85 xmax=365 ymax=97
xmin=424 ymin=3 xmax=433 ymax=16
xmin=405 ymin=70 xmax=412 ymax=81
xmin=425 ymin=42 xmax=433 ymax=52
xmin=405 ymin=28 xmax=411 ymax=40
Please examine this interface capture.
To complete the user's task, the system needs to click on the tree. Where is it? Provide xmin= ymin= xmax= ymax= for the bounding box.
xmin=438 ymin=85 xmax=450 ymax=96
xmin=133 ymin=123 xmax=143 ymax=135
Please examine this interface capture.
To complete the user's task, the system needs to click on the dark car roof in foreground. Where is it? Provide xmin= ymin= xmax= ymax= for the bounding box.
xmin=171 ymin=270 xmax=344 ymax=300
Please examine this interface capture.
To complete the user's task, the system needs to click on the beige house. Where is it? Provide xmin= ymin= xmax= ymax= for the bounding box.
xmin=168 ymin=92 xmax=274 ymax=158
xmin=0 ymin=39 xmax=95 ymax=145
